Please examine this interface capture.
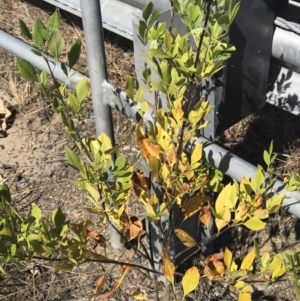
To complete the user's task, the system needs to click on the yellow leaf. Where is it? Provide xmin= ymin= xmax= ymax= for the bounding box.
xmin=174 ymin=229 xmax=197 ymax=248
xmin=162 ymin=248 xmax=175 ymax=288
xmin=98 ymin=133 xmax=113 ymax=154
xmin=243 ymin=217 xmax=266 ymax=231
xmin=215 ymin=207 xmax=231 ymax=232
xmin=191 ymin=143 xmax=203 ymax=166
xmin=215 ymin=183 xmax=236 ymax=215
xmin=224 ymin=247 xmax=233 ymax=269
xmin=156 ymin=124 xmax=173 ymax=152
xmin=131 ymin=291 xmax=148 ymax=300
xmin=272 ymin=266 xmax=286 ymax=280
xmin=182 ymin=267 xmax=200 ymax=298
xmin=241 ymin=285 xmax=253 ymax=293
xmin=260 ymin=252 xmax=270 ymax=268
xmin=266 ymin=194 xmax=284 ymax=213
xmin=238 ymin=292 xmax=252 ymax=301
xmin=224 ymin=247 xmax=237 ymax=271
xmin=172 ymin=103 xmax=184 ymax=125
xmin=145 ymin=202 xmax=157 ymax=221
xmin=240 ymin=249 xmax=256 ymax=270
xmin=252 ymin=208 xmax=269 ymax=220
xmin=235 ymin=281 xmax=245 ymax=288
xmin=215 ymin=217 xmax=228 ymax=233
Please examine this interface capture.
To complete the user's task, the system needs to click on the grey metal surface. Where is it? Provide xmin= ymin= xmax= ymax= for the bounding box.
xmin=42 ymin=0 xmax=142 ymax=39
xmin=80 ymin=0 xmax=115 ymax=141
xmin=0 ymin=30 xmax=84 ymax=90
xmin=217 ymin=0 xmax=276 ymax=132
xmin=272 ymin=26 xmax=300 ymax=71
xmin=267 ymin=65 xmax=300 ymax=115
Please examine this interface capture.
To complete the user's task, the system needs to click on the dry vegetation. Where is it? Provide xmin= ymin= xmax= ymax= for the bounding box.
xmin=0 ymin=0 xmax=300 ymax=300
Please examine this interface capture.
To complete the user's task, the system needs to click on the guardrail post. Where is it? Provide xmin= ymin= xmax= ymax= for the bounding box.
xmin=79 ymin=0 xmax=114 ymax=142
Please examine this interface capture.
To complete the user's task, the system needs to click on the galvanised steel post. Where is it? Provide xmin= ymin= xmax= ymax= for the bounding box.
xmin=79 ymin=0 xmax=114 ymax=142
xmin=80 ymin=0 xmax=123 ymax=249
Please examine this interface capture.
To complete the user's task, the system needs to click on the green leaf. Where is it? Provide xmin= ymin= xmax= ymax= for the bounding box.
xmin=40 ymin=70 xmax=48 ymax=86
xmin=31 ymin=206 xmax=41 ymax=221
xmin=68 ymin=93 xmax=80 ymax=112
xmin=0 ymin=182 xmax=12 ymax=203
xmin=48 ymin=31 xmax=65 ymax=61
xmin=75 ymin=77 xmax=90 ymax=103
xmin=48 ymin=10 xmax=60 ymax=33
xmin=68 ymin=38 xmax=81 ymax=69
xmin=295 ymin=286 xmax=300 ymax=299
xmin=27 ymin=234 xmax=41 ymax=241
xmin=84 ymin=182 xmax=100 ymax=203
xmin=31 ymin=49 xmax=42 ymax=56
xmin=17 ymin=58 xmax=38 ymax=82
xmin=19 ymin=19 xmax=32 ymax=40
xmin=115 ymin=155 xmax=126 ymax=171
xmin=61 ymin=62 xmax=68 ymax=77
xmin=217 ymin=15 xmax=230 ymax=30
xmin=30 ymin=241 xmax=45 ymax=254
xmin=0 ymin=226 xmax=16 ymax=243
xmin=134 ymin=87 xmax=144 ymax=103
xmin=230 ymin=1 xmax=241 ymax=23
xmin=66 ymin=148 xmax=81 ymax=171
xmin=142 ymin=1 xmax=153 ymax=21
xmin=41 ymin=29 xmax=50 ymax=41
xmin=149 ymin=48 xmax=173 ymax=59
xmin=125 ymin=76 xmax=134 ymax=99
xmin=32 ymin=19 xmax=46 ymax=47
xmin=243 ymin=217 xmax=266 ymax=231
xmin=0 ymin=241 xmax=7 ymax=256
xmin=263 ymin=150 xmax=270 ymax=166
xmin=52 ymin=207 xmax=66 ymax=231
xmin=151 ymin=82 xmax=167 ymax=94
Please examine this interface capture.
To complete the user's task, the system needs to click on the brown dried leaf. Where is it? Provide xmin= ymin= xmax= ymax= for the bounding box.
xmin=132 ymin=170 xmax=150 ymax=197
xmin=199 ymin=205 xmax=212 ymax=229
xmin=137 ymin=135 xmax=160 ymax=159
xmin=86 ymin=227 xmax=106 ymax=248
xmin=99 ymin=265 xmax=130 ymax=299
xmin=120 ymin=261 xmax=134 ymax=273
xmin=204 ymin=252 xmax=225 ymax=281
xmin=166 ymin=146 xmax=178 ymax=166
xmin=129 ymin=217 xmax=147 ymax=241
xmin=205 ymin=252 xmax=224 ymax=263
xmin=94 ymin=274 xmax=106 ymax=295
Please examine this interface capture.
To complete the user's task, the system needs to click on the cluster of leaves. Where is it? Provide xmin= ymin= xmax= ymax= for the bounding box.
xmin=0 ymin=182 xmax=102 ymax=273
xmin=127 ymin=1 xmax=300 ymax=300
xmin=1 ymin=2 xmax=300 ymax=301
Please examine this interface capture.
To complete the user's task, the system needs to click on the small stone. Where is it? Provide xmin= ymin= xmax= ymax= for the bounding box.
xmin=0 ymin=145 xmax=4 ymax=150
xmin=45 ymin=144 xmax=52 ymax=150
xmin=12 ymin=174 xmax=22 ymax=182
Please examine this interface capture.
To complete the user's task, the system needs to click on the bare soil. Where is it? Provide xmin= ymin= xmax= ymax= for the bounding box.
xmin=1 ymin=1 xmax=300 ymax=301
